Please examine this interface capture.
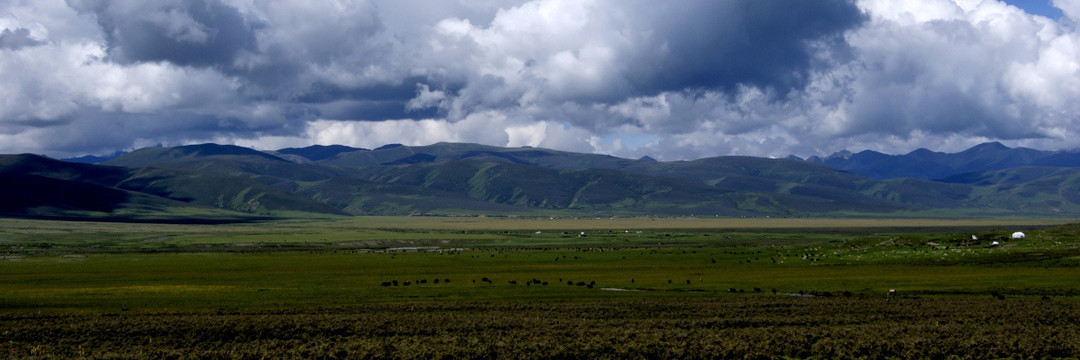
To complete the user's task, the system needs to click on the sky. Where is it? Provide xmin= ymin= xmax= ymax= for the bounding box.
xmin=1 ymin=0 xmax=1079 ymax=160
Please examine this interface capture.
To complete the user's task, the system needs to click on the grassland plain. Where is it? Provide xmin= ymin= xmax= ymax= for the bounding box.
xmin=1 ymin=216 xmax=1079 ymax=358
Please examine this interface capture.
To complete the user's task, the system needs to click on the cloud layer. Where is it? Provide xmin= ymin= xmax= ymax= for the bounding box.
xmin=1 ymin=0 xmax=1078 ymax=159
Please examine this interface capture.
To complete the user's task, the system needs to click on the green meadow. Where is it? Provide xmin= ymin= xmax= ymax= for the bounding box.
xmin=1 ymin=216 xmax=1078 ymax=311
xmin=1 ymin=216 xmax=1079 ymax=358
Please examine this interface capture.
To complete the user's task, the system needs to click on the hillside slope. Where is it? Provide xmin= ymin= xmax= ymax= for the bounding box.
xmin=6 ymin=142 xmax=1080 ymax=218
xmin=0 ymin=154 xmax=346 ymax=219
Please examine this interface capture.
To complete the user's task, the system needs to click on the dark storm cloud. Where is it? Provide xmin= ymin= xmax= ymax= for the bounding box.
xmin=420 ymin=0 xmax=867 ymax=133
xmin=0 ymin=28 xmax=43 ymax=50
xmin=6 ymin=109 xmax=232 ymax=157
xmin=312 ymin=99 xmax=439 ymax=121
xmin=291 ymin=76 xmax=451 ymax=120
xmin=66 ymin=0 xmax=394 ymax=101
xmin=66 ymin=104 xmax=314 ymax=147
xmin=624 ymin=0 xmax=866 ymax=96
xmin=295 ymin=79 xmax=419 ymax=105
xmin=63 ymin=0 xmax=414 ymax=118
xmin=846 ymin=84 xmax=1034 ymax=139
xmin=69 ymin=0 xmax=258 ymax=68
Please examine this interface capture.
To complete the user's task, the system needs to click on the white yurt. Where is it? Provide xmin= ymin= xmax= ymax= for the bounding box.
xmin=1011 ymin=232 xmax=1025 ymax=239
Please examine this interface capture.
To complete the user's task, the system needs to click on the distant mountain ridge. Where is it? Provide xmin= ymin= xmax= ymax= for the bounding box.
xmin=275 ymin=145 xmax=364 ymax=162
xmin=803 ymin=142 xmax=1080 ymax=180
xmin=3 ymin=141 xmax=1077 ymax=220
xmin=65 ymin=142 xmax=1080 ymax=181
xmin=61 ymin=150 xmax=129 ymax=164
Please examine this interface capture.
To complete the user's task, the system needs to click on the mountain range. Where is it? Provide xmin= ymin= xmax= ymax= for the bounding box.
xmin=1 ymin=142 xmax=1078 ymax=220
xmin=802 ymin=141 xmax=1080 ymax=180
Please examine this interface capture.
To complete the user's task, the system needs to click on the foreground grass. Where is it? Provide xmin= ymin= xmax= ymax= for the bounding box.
xmin=4 ymin=298 xmax=1079 ymax=359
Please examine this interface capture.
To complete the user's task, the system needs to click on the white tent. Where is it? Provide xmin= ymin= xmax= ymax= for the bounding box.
xmin=1012 ymin=232 xmax=1025 ymax=239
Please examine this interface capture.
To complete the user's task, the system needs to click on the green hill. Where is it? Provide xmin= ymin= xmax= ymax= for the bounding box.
xmin=4 ymin=142 xmax=1080 ymax=219
xmin=939 ymin=167 xmax=1080 ymax=214
xmin=275 ymin=145 xmax=364 ymax=162
xmin=104 ymin=144 xmax=354 ymax=182
xmin=319 ymin=142 xmax=637 ymax=169
xmin=0 ymin=154 xmax=345 ymax=220
xmin=104 ymin=143 xmax=288 ymax=166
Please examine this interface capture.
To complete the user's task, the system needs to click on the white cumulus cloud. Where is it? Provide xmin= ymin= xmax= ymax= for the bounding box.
xmin=1 ymin=0 xmax=1080 ymax=160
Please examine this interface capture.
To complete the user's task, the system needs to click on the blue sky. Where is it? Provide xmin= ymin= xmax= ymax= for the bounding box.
xmin=1 ymin=0 xmax=1079 ymax=160
xmin=1004 ymin=0 xmax=1064 ymax=19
